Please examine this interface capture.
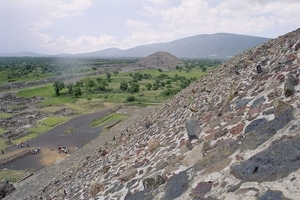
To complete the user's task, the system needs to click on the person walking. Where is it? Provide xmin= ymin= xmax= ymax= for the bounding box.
xmin=58 ymin=145 xmax=62 ymax=153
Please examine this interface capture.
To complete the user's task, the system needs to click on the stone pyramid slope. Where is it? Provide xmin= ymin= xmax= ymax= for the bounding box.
xmin=6 ymin=28 xmax=300 ymax=200
xmin=134 ymin=51 xmax=185 ymax=71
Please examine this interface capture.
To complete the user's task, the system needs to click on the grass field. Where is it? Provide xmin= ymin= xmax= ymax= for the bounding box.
xmin=0 ymin=127 xmax=6 ymax=135
xmin=14 ymin=67 xmax=207 ymax=109
xmin=0 ymin=112 xmax=12 ymax=119
xmin=17 ymin=84 xmax=54 ymax=98
xmin=0 ymin=169 xmax=29 ymax=183
xmin=11 ymin=116 xmax=70 ymax=145
xmin=41 ymin=116 xmax=69 ymax=127
xmin=0 ymin=138 xmax=7 ymax=150
xmin=0 ymin=127 xmax=8 ymax=150
xmin=0 ymin=71 xmax=55 ymax=86
xmin=89 ymin=113 xmax=129 ymax=127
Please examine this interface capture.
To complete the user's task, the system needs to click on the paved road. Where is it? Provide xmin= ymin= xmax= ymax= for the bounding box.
xmin=0 ymin=108 xmax=112 ymax=171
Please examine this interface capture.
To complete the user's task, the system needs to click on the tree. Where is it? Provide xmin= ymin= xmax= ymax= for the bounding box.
xmin=161 ymin=88 xmax=181 ymax=96
xmin=143 ymin=73 xmax=151 ymax=79
xmin=180 ymin=78 xmax=191 ymax=89
xmin=157 ymin=68 xmax=162 ymax=72
xmin=186 ymin=66 xmax=192 ymax=73
xmin=175 ymin=65 xmax=182 ymax=71
xmin=202 ymin=66 xmax=207 ymax=72
xmin=119 ymin=80 xmax=128 ymax=92
xmin=106 ymin=72 xmax=111 ymax=80
xmin=113 ymin=71 xmax=119 ymax=76
xmin=152 ymin=83 xmax=158 ymax=90
xmin=133 ymin=72 xmax=143 ymax=81
xmin=128 ymin=82 xmax=140 ymax=93
xmin=96 ymin=77 xmax=102 ymax=83
xmin=86 ymin=79 xmax=95 ymax=88
xmin=96 ymin=80 xmax=108 ymax=92
xmin=73 ymin=87 xmax=82 ymax=98
xmin=67 ymin=83 xmax=73 ymax=94
xmin=53 ymin=81 xmax=65 ymax=96
xmin=75 ymin=80 xmax=84 ymax=87
xmin=145 ymin=82 xmax=152 ymax=91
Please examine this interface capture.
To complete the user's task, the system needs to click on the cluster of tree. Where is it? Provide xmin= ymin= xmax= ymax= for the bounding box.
xmin=47 ymin=57 xmax=216 ymax=100
xmin=88 ymin=57 xmax=139 ymax=66
xmin=181 ymin=58 xmax=222 ymax=72
xmin=0 ymin=57 xmax=138 ymax=82
xmin=182 ymin=58 xmax=223 ymax=66
xmin=53 ymin=71 xmax=116 ymax=98
xmin=52 ymin=69 xmax=199 ymax=101
xmin=119 ymin=80 xmax=140 ymax=93
xmin=128 ymin=72 xmax=152 ymax=81
xmin=121 ymin=71 xmax=197 ymax=97
xmin=53 ymin=81 xmax=83 ymax=98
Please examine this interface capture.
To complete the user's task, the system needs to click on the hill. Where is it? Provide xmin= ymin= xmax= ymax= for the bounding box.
xmin=5 ymin=28 xmax=300 ymax=199
xmin=133 ymin=51 xmax=185 ymax=71
xmin=0 ymin=52 xmax=48 ymax=57
xmin=0 ymin=33 xmax=271 ymax=59
xmin=123 ymin=33 xmax=270 ymax=59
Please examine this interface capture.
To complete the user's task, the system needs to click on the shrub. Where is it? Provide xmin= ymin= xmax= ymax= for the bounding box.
xmin=127 ymin=95 xmax=135 ymax=102
xmin=152 ymin=85 xmax=158 ymax=90
xmin=160 ymin=88 xmax=181 ymax=96
xmin=166 ymin=80 xmax=171 ymax=84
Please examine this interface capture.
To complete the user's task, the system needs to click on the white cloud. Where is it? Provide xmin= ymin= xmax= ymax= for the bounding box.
xmin=41 ymin=34 xmax=118 ymax=54
xmin=126 ymin=19 xmax=151 ymax=30
xmin=245 ymin=0 xmax=299 ymax=5
xmin=118 ymin=0 xmax=300 ymax=50
xmin=0 ymin=0 xmax=95 ymax=53
xmin=138 ymin=0 xmax=300 ymax=39
xmin=122 ymin=29 xmax=175 ymax=48
xmin=147 ymin=0 xmax=173 ymax=7
xmin=1 ymin=0 xmax=93 ymax=31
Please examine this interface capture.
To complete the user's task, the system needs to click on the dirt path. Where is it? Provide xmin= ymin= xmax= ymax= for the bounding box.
xmin=0 ymin=108 xmax=112 ymax=171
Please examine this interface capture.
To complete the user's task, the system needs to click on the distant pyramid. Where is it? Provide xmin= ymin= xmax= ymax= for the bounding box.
xmin=134 ymin=51 xmax=184 ymax=71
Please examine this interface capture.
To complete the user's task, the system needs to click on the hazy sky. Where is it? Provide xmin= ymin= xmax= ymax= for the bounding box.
xmin=0 ymin=0 xmax=299 ymax=54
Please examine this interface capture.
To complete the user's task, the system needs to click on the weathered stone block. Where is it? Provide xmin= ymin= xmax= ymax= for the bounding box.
xmin=142 ymin=175 xmax=165 ymax=190
xmin=232 ymin=137 xmax=300 ymax=182
xmin=185 ymin=117 xmax=201 ymax=140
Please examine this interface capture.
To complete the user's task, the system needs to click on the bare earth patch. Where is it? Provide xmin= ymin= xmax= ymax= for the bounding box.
xmin=38 ymin=148 xmax=67 ymax=166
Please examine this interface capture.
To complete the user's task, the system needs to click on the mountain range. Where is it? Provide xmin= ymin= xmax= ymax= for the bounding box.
xmin=0 ymin=33 xmax=271 ymax=59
